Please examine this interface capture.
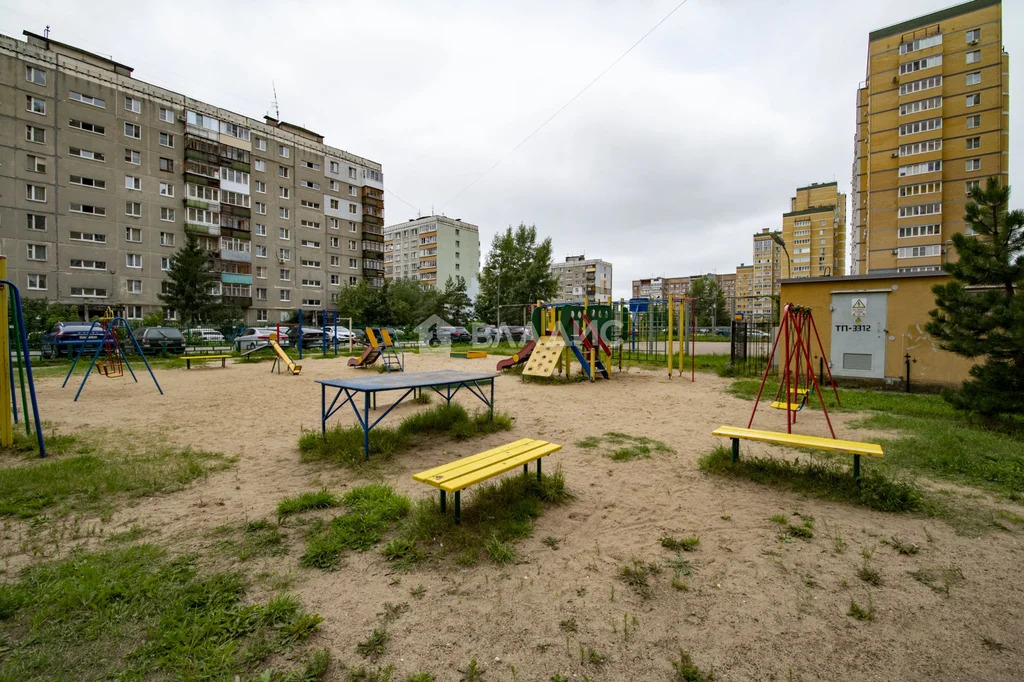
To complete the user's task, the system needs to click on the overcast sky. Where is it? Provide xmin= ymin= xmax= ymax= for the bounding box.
xmin=3 ymin=0 xmax=1021 ymax=299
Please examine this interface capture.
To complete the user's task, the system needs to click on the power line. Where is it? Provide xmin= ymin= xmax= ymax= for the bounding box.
xmin=440 ymin=0 xmax=692 ymax=211
xmin=384 ymin=187 xmax=423 ymax=216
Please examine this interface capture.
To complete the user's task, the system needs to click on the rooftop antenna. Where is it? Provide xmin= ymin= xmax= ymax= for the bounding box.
xmin=270 ymin=81 xmax=280 ymax=120
xmin=44 ymin=25 xmax=50 ymax=39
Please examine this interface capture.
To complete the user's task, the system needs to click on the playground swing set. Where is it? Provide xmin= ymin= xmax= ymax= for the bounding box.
xmin=0 ymin=257 xmax=46 ymax=457
xmin=62 ymin=307 xmax=163 ymax=401
xmin=496 ymin=295 xmax=697 ymax=382
xmin=713 ymin=303 xmax=884 ymax=483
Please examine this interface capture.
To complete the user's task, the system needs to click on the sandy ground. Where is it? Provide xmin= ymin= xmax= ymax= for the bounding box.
xmin=6 ymin=351 xmax=1024 ymax=681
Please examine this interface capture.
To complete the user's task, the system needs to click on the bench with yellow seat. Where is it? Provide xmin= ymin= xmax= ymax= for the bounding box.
xmin=711 ymin=425 xmax=883 ymax=481
xmin=413 ymin=438 xmax=562 ymax=523
xmin=182 ymin=354 xmax=232 ymax=369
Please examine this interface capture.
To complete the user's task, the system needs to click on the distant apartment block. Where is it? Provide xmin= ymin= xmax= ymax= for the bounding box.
xmin=851 ymin=0 xmax=1009 ymax=274
xmin=750 ymin=228 xmax=783 ymax=320
xmin=630 ymin=272 xmax=737 ymax=315
xmin=781 ymin=182 xmax=847 ymax=277
xmin=0 ymin=30 xmax=384 ymax=325
xmin=735 ymin=263 xmax=755 ymax=319
xmin=383 ymin=216 xmax=481 ymax=298
xmin=632 ymin=277 xmax=663 ymax=299
xmin=550 ymin=255 xmax=612 ymax=303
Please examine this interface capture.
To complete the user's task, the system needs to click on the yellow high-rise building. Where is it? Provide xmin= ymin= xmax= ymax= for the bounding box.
xmin=851 ymin=0 xmax=1009 ymax=274
xmin=750 ymin=228 xmax=782 ymax=321
xmin=734 ymin=264 xmax=754 ymax=319
xmin=781 ymin=182 xmax=848 ymax=277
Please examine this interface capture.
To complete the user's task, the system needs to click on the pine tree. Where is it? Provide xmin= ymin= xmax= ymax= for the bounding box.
xmin=157 ymin=234 xmax=219 ymax=327
xmin=925 ymin=177 xmax=1024 ymax=417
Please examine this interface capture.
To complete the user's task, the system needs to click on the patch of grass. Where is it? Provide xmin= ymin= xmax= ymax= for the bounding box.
xmin=580 ymin=647 xmax=606 ymax=666
xmin=0 ymin=444 xmax=232 ymax=519
xmin=558 ymin=617 xmax=578 ymax=633
xmin=356 ymin=628 xmax=389 ymax=660
xmin=277 ymin=490 xmax=342 ymax=519
xmin=345 ymin=664 xmax=396 ymax=681
xmin=380 ymin=538 xmax=425 ymax=569
xmin=301 ymin=485 xmax=411 ymax=570
xmin=412 ymin=392 xmax=433 ymax=405
xmin=409 ymin=584 xmax=426 ymax=599
xmin=660 ymin=536 xmax=700 ymax=552
xmin=848 ymin=597 xmax=875 ymax=621
xmin=671 ymin=650 xmax=714 ymax=681
xmin=0 ymin=544 xmax=322 ymax=680
xmin=542 ymin=535 xmax=561 ymax=550
xmin=259 ymin=648 xmax=332 ymax=681
xmin=885 ymin=536 xmax=920 ymax=555
xmin=298 ymin=404 xmax=513 ymax=466
xmin=105 ymin=524 xmax=150 ymax=544
xmin=458 ymin=658 xmax=485 ymax=681
xmin=909 ymin=566 xmax=964 ymax=595
xmin=393 ymin=469 xmax=571 ymax=567
xmin=1 ymin=431 xmax=82 ymax=459
xmin=234 ymin=519 xmax=287 ymax=560
xmin=769 ymin=514 xmax=789 ymax=525
xmin=700 ymin=446 xmax=922 ymax=513
xmin=620 ymin=557 xmax=661 ymax=599
xmin=380 ymin=601 xmax=409 ymax=623
xmin=783 ymin=524 xmax=814 ymax=540
xmin=574 ymin=432 xmax=673 ymax=462
xmin=857 ymin=565 xmax=883 ymax=586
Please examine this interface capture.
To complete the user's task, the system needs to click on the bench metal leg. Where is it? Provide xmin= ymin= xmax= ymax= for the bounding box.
xmin=455 ymin=491 xmax=461 ymax=525
xmin=186 ymin=359 xmax=191 ymax=369
xmin=523 ymin=463 xmax=528 ymax=475
xmin=537 ymin=456 xmax=542 ymax=481
xmin=731 ymin=438 xmax=740 ymax=464
xmin=853 ymin=454 xmax=861 ymax=484
xmin=440 ymin=490 xmax=446 ymax=513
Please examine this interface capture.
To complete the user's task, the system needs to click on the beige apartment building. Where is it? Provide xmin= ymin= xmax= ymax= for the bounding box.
xmin=550 ymin=255 xmax=612 ymax=303
xmin=851 ymin=0 xmax=1009 ymax=274
xmin=383 ymin=215 xmax=481 ymax=298
xmin=781 ymin=182 xmax=847 ymax=278
xmin=734 ymin=264 xmax=754 ymax=319
xmin=0 ymin=30 xmax=384 ymax=325
xmin=750 ymin=228 xmax=783 ymax=320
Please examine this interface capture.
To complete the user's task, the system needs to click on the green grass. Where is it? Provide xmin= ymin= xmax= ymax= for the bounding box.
xmin=277 ymin=490 xmax=343 ymax=519
xmin=699 ymin=446 xmax=922 ymax=513
xmin=660 ymin=536 xmax=699 ymax=552
xmin=301 ymin=485 xmax=411 ymax=570
xmin=0 ymin=439 xmax=233 ymax=518
xmin=0 ymin=544 xmax=323 ymax=680
xmin=620 ymin=557 xmax=661 ymax=599
xmin=218 ymin=520 xmax=288 ymax=561
xmin=574 ymin=432 xmax=674 ymax=462
xmin=848 ymin=598 xmax=875 ymax=622
xmin=391 ymin=469 xmax=572 ymax=568
xmin=728 ymin=380 xmax=1024 ymax=497
xmin=671 ymin=650 xmax=715 ymax=681
xmin=298 ymin=403 xmax=513 ymax=467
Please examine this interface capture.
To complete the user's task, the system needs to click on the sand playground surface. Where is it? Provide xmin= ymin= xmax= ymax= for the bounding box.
xmin=6 ymin=351 xmax=1024 ymax=681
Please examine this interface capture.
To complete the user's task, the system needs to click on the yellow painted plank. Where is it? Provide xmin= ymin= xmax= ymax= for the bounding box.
xmin=413 ymin=439 xmax=536 ymax=482
xmin=712 ymin=426 xmax=883 ymax=457
xmin=436 ymin=443 xmax=562 ymax=492
xmin=182 ymin=355 xmax=232 ymax=360
xmin=769 ymin=401 xmax=804 ymax=410
xmin=523 ymin=335 xmax=565 ymax=377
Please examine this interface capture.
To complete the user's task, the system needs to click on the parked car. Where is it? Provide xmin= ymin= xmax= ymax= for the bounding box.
xmin=504 ymin=326 xmax=527 ymax=342
xmin=133 ymin=327 xmax=187 ymax=354
xmin=431 ymin=326 xmax=471 ymax=345
xmin=286 ymin=326 xmax=325 ymax=350
xmin=324 ymin=325 xmax=358 ymax=343
xmin=183 ymin=327 xmax=226 ymax=343
xmin=748 ymin=329 xmax=770 ymax=340
xmin=473 ymin=325 xmax=500 ymax=343
xmin=234 ymin=327 xmax=291 ymax=351
xmin=40 ymin=321 xmax=104 ymax=359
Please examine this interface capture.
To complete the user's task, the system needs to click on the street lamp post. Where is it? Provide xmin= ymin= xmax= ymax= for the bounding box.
xmin=770 ymin=231 xmax=791 ymax=279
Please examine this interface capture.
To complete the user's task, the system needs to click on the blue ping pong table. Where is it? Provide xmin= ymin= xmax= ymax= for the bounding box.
xmin=316 ymin=370 xmax=500 ymax=460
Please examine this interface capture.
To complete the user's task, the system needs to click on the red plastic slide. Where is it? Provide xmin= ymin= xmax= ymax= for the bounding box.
xmin=496 ymin=340 xmax=537 ymax=371
xmin=348 ymin=346 xmax=381 ymax=367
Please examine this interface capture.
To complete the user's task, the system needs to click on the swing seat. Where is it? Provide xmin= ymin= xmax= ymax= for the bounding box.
xmin=769 ymin=399 xmax=806 ymax=411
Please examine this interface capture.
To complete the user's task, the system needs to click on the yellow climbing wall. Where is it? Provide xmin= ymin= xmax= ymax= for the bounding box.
xmin=523 ymin=334 xmax=565 ymax=377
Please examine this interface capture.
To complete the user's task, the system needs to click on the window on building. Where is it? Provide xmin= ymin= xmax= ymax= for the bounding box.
xmin=279 ymin=207 xmax=290 ymax=219
xmin=279 ymin=248 xmax=291 ymax=261
xmin=160 ymin=208 xmax=175 ymax=223
xmin=159 ymin=182 xmax=174 ymax=197
xmin=966 ymin=93 xmax=981 ymax=107
xmin=966 ymin=180 xmax=981 ymax=195
xmin=279 ymin=289 xmax=291 ymax=302
xmin=254 ymin=180 xmax=266 ymax=193
xmin=125 ymin=175 xmax=141 ymax=191
xmin=159 ymin=132 xmax=174 ymax=147
xmin=26 ymin=95 xmax=46 ymax=114
xmin=966 ymin=50 xmax=981 ymax=64
xmin=966 ymin=158 xmax=981 ymax=171
xmin=125 ymin=96 xmax=141 ymax=113
xmin=126 ymin=226 xmax=142 ymax=242
xmin=70 ymin=258 xmax=107 ymax=270
xmin=348 ymin=204 xmax=357 ymax=214
xmin=966 ymin=114 xmax=981 ymax=129
xmin=279 ymin=145 xmax=290 ymax=158
xmin=159 ymin=157 xmax=174 ymax=172
xmin=126 ymin=253 xmax=142 ymax=268
xmin=279 ymin=228 xmax=291 ymax=240
xmin=966 ymin=136 xmax=981 ymax=150
xmin=25 ymin=65 xmax=45 ymax=85
xmin=126 ymin=279 xmax=142 ymax=294
xmin=27 ymin=214 xmax=47 ymax=231
xmin=966 ymin=28 xmax=980 ymax=43
xmin=26 ymin=184 xmax=46 ymax=202
xmin=279 ymin=186 xmax=290 ymax=199
xmin=158 ymin=232 xmax=175 ymax=247
xmin=70 ymin=231 xmax=106 ymax=243
xmin=124 ymin=122 xmax=141 ymax=139
xmin=25 ymin=125 xmax=45 ymax=144
xmin=69 ymin=119 xmax=105 ymax=134
xmin=255 ymin=245 xmax=267 ymax=258
xmin=27 ymin=274 xmax=47 ymax=291
xmin=125 ymin=201 xmax=142 ymax=217
xmin=254 ymin=137 xmax=267 ymax=151
xmin=26 ymin=244 xmax=47 ymax=261
xmin=965 ymin=72 xmax=981 ymax=86
xmin=70 ymin=147 xmax=105 ymax=162
xmin=348 ymin=167 xmax=357 ymax=179
xmin=125 ymin=149 xmax=141 ymax=164
xmin=159 ymin=107 xmax=174 ymax=122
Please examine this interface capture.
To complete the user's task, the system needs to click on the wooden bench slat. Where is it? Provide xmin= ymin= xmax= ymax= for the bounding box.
xmin=712 ymin=426 xmax=883 ymax=458
xmin=413 ymin=440 xmax=556 ymax=489
xmin=429 ymin=442 xmax=563 ymax=492
xmin=412 ymin=438 xmax=536 ymax=482
xmin=182 ymin=355 xmax=232 ymax=360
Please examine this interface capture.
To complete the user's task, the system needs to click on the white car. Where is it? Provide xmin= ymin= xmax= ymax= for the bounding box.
xmin=234 ymin=327 xmax=291 ymax=350
xmin=324 ymin=325 xmax=358 ymax=343
xmin=184 ymin=327 xmax=226 ymax=342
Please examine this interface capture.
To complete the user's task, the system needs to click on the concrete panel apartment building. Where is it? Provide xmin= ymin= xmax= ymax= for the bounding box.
xmin=851 ymin=0 xmax=1009 ymax=274
xmin=0 ymin=30 xmax=384 ymax=325
xmin=383 ymin=215 xmax=481 ymax=298
xmin=550 ymin=255 xmax=612 ymax=303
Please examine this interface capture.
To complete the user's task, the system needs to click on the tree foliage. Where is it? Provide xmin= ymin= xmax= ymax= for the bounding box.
xmin=689 ymin=275 xmax=729 ymax=327
xmin=332 ymin=276 xmax=473 ymax=329
xmin=157 ymin=234 xmax=219 ymax=327
xmin=475 ymin=224 xmax=558 ymax=324
xmin=925 ymin=177 xmax=1024 ymax=417
xmin=19 ymin=299 xmax=81 ymax=336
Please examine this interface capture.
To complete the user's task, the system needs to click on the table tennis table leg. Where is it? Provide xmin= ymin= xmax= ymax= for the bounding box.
xmin=363 ymin=391 xmax=371 ymax=460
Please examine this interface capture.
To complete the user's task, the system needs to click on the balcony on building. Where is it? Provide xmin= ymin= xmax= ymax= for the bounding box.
xmin=184 ymin=160 xmax=221 ymax=188
xmin=184 ymin=135 xmax=221 ymax=164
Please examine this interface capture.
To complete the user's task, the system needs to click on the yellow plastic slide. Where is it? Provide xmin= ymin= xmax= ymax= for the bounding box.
xmin=269 ymin=334 xmax=301 ymax=375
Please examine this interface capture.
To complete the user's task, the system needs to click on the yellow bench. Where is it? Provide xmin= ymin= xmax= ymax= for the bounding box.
xmin=413 ymin=438 xmax=562 ymax=523
xmin=712 ymin=425 xmax=883 ymax=481
xmin=183 ymin=354 xmax=232 ymax=369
